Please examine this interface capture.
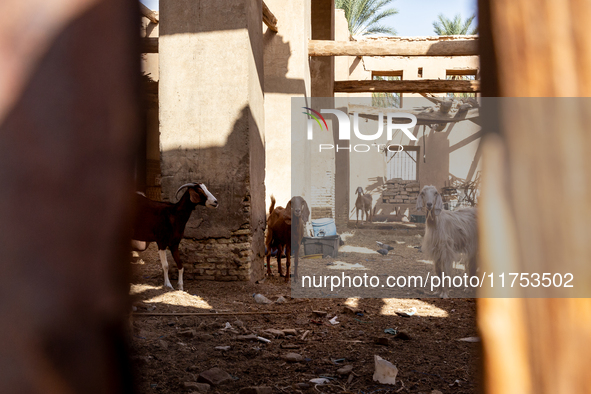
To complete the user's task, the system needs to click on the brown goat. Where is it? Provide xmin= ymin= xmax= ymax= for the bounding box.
xmin=355 ymin=187 xmax=373 ymax=224
xmin=265 ymin=195 xmax=310 ymax=282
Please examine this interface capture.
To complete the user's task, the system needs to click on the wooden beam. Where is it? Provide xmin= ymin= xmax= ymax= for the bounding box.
xmin=133 ymin=311 xmax=292 ymax=317
xmin=478 ymin=0 xmax=591 ymax=393
xmin=140 ymin=37 xmax=158 ymax=53
xmin=262 ymin=1 xmax=278 ymax=32
xmin=140 ymin=3 xmax=158 ymax=24
xmin=348 ymin=103 xmax=480 ymax=125
xmin=0 ymin=0 xmax=139 ymax=391
xmin=309 ymin=37 xmax=478 ymax=57
xmin=143 ymin=81 xmax=158 ymax=95
xmin=334 ymin=79 xmax=480 ymax=93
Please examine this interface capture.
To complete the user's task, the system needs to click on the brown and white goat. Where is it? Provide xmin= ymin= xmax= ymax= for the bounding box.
xmin=416 ymin=185 xmax=477 ymax=298
xmin=265 ymin=196 xmax=310 ymax=282
xmin=355 ymin=187 xmax=373 ymax=224
xmin=132 ymin=182 xmax=218 ymax=290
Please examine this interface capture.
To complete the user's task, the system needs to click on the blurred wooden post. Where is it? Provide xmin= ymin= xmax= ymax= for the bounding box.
xmin=0 ymin=0 xmax=140 ymax=393
xmin=478 ymin=0 xmax=591 ymax=393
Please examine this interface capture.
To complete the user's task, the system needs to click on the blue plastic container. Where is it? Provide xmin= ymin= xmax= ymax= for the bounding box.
xmin=311 ymin=218 xmax=337 ymax=237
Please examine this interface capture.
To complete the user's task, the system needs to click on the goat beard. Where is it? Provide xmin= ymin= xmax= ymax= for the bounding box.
xmin=426 ymin=208 xmax=435 ymax=221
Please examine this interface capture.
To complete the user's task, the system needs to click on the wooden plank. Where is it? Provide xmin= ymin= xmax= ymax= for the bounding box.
xmin=262 ymin=1 xmax=278 ymax=32
xmin=133 ymin=311 xmax=292 ymax=317
xmin=141 ymin=37 xmax=158 ymax=53
xmin=478 ymin=0 xmax=591 ymax=393
xmin=0 ymin=0 xmax=139 ymax=392
xmin=309 ymin=37 xmax=478 ymax=57
xmin=334 ymin=79 xmax=479 ymax=93
xmin=140 ymin=3 xmax=158 ymax=24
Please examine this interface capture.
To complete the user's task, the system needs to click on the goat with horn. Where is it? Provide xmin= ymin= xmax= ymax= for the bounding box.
xmin=132 ymin=182 xmax=218 ymax=290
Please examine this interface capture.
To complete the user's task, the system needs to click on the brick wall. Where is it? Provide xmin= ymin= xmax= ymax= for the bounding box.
xmin=382 ymin=179 xmax=420 ymax=204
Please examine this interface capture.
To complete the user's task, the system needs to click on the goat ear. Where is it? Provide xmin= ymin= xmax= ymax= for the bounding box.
xmin=434 ymin=193 xmax=443 ymax=216
xmin=302 ymin=200 xmax=310 ymax=223
xmin=416 ymin=194 xmax=423 ymax=211
xmin=188 ymin=188 xmax=202 ymax=204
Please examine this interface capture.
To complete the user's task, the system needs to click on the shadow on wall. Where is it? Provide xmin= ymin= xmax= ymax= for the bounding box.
xmin=160 ymin=106 xmax=265 ymax=244
xmin=263 ymin=30 xmax=307 ymax=94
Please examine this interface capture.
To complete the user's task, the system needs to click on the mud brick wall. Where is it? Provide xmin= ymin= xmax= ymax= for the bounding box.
xmin=311 ymin=207 xmax=333 ymax=219
xmin=382 ymin=179 xmax=420 ymax=204
xmin=178 ymin=225 xmax=254 ymax=282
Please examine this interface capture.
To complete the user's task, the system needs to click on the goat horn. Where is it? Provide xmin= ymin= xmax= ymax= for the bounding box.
xmin=175 ymin=182 xmax=198 ymax=201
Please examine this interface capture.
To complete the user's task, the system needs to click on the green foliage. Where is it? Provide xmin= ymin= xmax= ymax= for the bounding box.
xmin=433 ymin=13 xmax=477 ymax=35
xmin=335 ymin=0 xmax=398 ymax=36
xmin=372 ymin=75 xmax=401 ymax=108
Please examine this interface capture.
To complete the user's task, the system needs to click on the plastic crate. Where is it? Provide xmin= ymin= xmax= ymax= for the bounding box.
xmin=302 ymin=235 xmax=339 ymax=258
xmin=410 ymin=214 xmax=426 ymax=223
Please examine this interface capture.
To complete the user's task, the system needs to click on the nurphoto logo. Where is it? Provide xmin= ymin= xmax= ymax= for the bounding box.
xmin=303 ymin=108 xmax=418 ymax=153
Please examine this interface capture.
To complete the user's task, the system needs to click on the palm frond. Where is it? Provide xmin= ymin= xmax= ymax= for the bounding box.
xmin=336 ymin=0 xmax=397 ymax=37
xmin=433 ymin=13 xmax=477 ymax=35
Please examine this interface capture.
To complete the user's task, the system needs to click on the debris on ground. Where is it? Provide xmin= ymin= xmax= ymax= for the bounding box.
xmin=197 ymin=367 xmax=232 ymax=386
xmin=373 ymin=355 xmax=398 ymax=385
xmin=253 ymin=294 xmax=273 ymax=304
xmin=282 ymin=352 xmax=304 ymax=362
xmin=129 ymin=231 xmax=479 ymax=394
xmin=457 ymin=336 xmax=480 ymax=342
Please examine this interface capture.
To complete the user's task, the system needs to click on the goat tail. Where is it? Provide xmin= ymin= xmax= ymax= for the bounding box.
xmin=269 ymin=195 xmax=276 ymax=215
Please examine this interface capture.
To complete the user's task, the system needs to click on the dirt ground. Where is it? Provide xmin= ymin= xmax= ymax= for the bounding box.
xmin=129 ymin=227 xmax=480 ymax=394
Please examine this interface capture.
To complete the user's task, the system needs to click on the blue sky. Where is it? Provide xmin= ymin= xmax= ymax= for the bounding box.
xmin=140 ymin=0 xmax=477 ymax=36
xmin=387 ymin=0 xmax=477 ymax=36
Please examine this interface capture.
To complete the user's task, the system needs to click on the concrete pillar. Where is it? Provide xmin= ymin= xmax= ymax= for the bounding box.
xmin=263 ymin=0 xmax=311 ymax=209
xmin=159 ymin=0 xmax=265 ymax=282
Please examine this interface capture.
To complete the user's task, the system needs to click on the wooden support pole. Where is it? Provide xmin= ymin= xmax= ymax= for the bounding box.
xmin=309 ymin=37 xmax=478 ymax=57
xmin=262 ymin=1 xmax=278 ymax=32
xmin=334 ymin=79 xmax=480 ymax=93
xmin=141 ymin=37 xmax=158 ymax=53
xmin=478 ymin=0 xmax=591 ymax=393
xmin=133 ymin=311 xmax=292 ymax=317
xmin=140 ymin=3 xmax=159 ymax=24
xmin=0 ymin=0 xmax=139 ymax=392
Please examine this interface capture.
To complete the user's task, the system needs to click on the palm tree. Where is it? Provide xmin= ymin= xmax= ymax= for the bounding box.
xmin=433 ymin=14 xmax=477 ymax=35
xmin=335 ymin=0 xmax=398 ymax=36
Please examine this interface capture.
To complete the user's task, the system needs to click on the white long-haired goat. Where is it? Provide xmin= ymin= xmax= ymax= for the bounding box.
xmin=416 ymin=185 xmax=478 ymax=298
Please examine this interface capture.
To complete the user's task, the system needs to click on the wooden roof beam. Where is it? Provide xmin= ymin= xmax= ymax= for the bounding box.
xmin=334 ymin=79 xmax=480 ymax=93
xmin=262 ymin=1 xmax=278 ymax=32
xmin=309 ymin=37 xmax=478 ymax=57
xmin=141 ymin=37 xmax=158 ymax=53
xmin=140 ymin=3 xmax=158 ymax=24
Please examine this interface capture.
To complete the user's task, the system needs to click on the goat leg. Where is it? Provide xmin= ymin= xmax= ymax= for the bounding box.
xmin=171 ymin=246 xmax=184 ymax=291
xmin=158 ymin=249 xmax=174 ymax=289
xmin=284 ymin=246 xmax=291 ymax=283
xmin=293 ymin=245 xmax=300 ymax=283
xmin=277 ymin=245 xmax=284 ymax=277
xmin=266 ymin=253 xmax=273 ymax=276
